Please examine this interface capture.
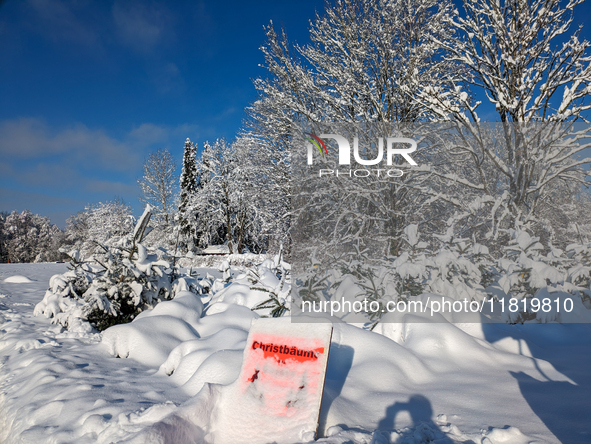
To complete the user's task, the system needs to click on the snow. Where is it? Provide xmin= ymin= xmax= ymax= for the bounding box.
xmin=202 ymin=245 xmax=231 ymax=255
xmin=3 ymin=274 xmax=33 ymax=283
xmin=1 ymin=263 xmax=591 ymax=443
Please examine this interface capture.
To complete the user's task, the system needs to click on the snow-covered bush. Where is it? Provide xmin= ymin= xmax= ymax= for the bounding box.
xmin=427 ymin=228 xmax=490 ymax=302
xmin=35 ymin=207 xmax=176 ymax=331
xmin=199 ymin=249 xmax=291 ymax=318
xmin=494 ymin=230 xmax=564 ymax=322
xmin=567 ymin=242 xmax=591 ymax=306
xmin=81 ymin=243 xmax=172 ymax=330
xmin=249 ymin=252 xmax=291 ymax=317
xmin=290 ymin=222 xmax=591 ymax=326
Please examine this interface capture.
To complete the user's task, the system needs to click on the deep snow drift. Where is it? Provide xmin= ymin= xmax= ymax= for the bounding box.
xmin=1 ymin=263 xmax=591 ymax=443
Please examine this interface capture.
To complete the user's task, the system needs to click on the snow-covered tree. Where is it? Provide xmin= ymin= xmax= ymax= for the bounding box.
xmin=178 ymin=138 xmax=199 ymax=248
xmin=247 ymin=0 xmax=462 ymax=255
xmin=138 ymin=148 xmax=176 ymax=223
xmin=64 ymin=200 xmax=134 ymax=259
xmin=177 ymin=137 xmax=277 ymax=254
xmin=423 ymin=0 xmax=591 ymax=123
xmin=234 ymin=135 xmax=288 ymax=253
xmin=189 ymin=139 xmax=259 ymax=253
xmin=416 ymin=0 xmax=591 ymax=240
xmin=251 ymin=0 xmax=460 ymax=126
xmin=1 ymin=210 xmax=63 ymax=263
xmin=0 ymin=211 xmax=8 ymax=263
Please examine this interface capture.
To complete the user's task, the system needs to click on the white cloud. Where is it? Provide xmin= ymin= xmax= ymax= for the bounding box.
xmin=0 ymin=118 xmax=139 ymax=171
xmin=0 ymin=117 xmax=199 ymax=198
xmin=129 ymin=123 xmax=170 ymax=143
xmin=85 ymin=179 xmax=138 ymax=196
xmin=0 ymin=118 xmax=67 ymax=157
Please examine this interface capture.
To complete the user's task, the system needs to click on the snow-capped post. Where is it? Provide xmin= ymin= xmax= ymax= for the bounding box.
xmin=212 ymin=319 xmax=333 ymax=444
xmin=169 ymin=223 xmax=182 ymax=283
xmin=129 ymin=205 xmax=152 ymax=260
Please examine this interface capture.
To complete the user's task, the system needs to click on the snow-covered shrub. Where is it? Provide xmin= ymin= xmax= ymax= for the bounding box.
xmin=426 ymin=229 xmax=489 ymax=301
xmin=198 ymin=254 xmax=290 ymax=317
xmin=498 ymin=230 xmax=546 ymax=299
xmin=81 ymin=243 xmax=172 ymax=330
xmin=35 ymin=207 xmax=177 ymax=331
xmin=333 ymin=227 xmax=429 ymax=309
xmin=332 ymin=247 xmax=398 ymax=324
xmin=33 ymin=265 xmax=96 ymax=334
xmin=294 ymin=249 xmax=332 ymax=304
xmin=494 ymin=229 xmax=568 ymax=323
xmin=291 ymin=222 xmax=591 ymax=325
xmin=391 ymin=225 xmax=429 ymax=298
xmin=250 ymin=253 xmax=291 ymax=317
xmin=566 ymin=241 xmax=591 ymax=307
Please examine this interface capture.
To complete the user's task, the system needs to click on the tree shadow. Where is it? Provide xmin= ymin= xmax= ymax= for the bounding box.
xmin=482 ymin=322 xmax=591 ymax=443
xmin=318 ymin=343 xmax=354 ymax=437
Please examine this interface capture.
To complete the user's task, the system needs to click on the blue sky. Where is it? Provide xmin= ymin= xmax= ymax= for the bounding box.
xmin=1 ymin=0 xmax=590 ymax=228
xmin=0 ymin=0 xmax=327 ymax=227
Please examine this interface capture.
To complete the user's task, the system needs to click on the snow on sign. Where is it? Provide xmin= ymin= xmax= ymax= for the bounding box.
xmin=212 ymin=318 xmax=333 ymax=444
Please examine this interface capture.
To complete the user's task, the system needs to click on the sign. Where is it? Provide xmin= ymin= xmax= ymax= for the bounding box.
xmin=212 ymin=318 xmax=333 ymax=444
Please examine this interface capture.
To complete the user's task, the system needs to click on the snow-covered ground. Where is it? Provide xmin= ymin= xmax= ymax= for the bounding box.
xmin=1 ymin=263 xmax=591 ymax=443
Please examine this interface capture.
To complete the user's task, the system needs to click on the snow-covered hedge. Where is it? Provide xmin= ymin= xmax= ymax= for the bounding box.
xmin=294 ymin=225 xmax=591 ymax=326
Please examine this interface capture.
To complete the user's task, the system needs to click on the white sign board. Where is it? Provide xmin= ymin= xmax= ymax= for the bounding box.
xmin=212 ymin=318 xmax=333 ymax=444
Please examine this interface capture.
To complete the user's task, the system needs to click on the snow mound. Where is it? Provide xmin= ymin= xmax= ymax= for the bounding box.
xmin=100 ymin=293 xmax=257 ymax=372
xmin=101 ymin=292 xmax=204 ymax=367
xmin=3 ymin=275 xmax=33 ymax=283
xmin=198 ymin=302 xmax=259 ymax=337
xmin=101 ymin=314 xmax=200 ymax=367
xmin=480 ymin=425 xmax=533 ymax=444
xmin=180 ymin=349 xmax=244 ymax=396
xmin=136 ymin=290 xmax=204 ymax=324
xmin=160 ymin=328 xmax=247 ymax=384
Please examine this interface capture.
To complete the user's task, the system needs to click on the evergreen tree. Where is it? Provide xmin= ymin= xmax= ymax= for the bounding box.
xmin=178 ymin=138 xmax=199 ymax=250
xmin=0 ymin=211 xmax=9 ymax=263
